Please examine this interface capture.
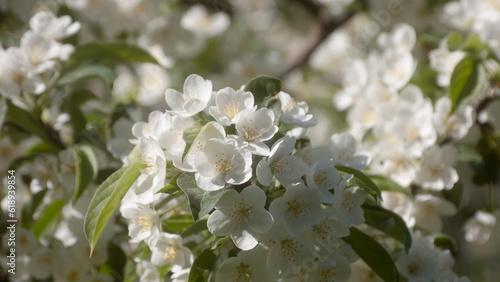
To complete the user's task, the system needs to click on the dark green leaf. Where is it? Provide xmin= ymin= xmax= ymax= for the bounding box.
xmin=244 ymin=75 xmax=283 ymax=105
xmin=449 ymin=56 xmax=484 ymax=112
xmin=67 ymin=89 xmax=97 ymax=105
xmin=58 ymin=64 xmax=114 ymax=88
xmin=71 ymin=41 xmax=158 ymax=64
xmin=84 ymin=162 xmax=146 ymax=255
xmin=462 ymin=33 xmax=484 ymax=53
xmin=31 ymin=199 xmax=64 ymax=238
xmin=442 ymin=181 xmax=464 ymax=209
xmin=5 ymin=100 xmax=59 ymax=151
xmin=369 ymin=175 xmax=410 ymax=196
xmin=73 ymin=144 xmax=98 ymax=204
xmin=336 ymin=165 xmax=381 ymax=199
xmin=342 ymin=227 xmax=400 ymax=282
xmin=211 ymin=236 xmax=230 ymax=250
xmin=362 ymin=203 xmax=412 ymax=253
xmin=433 ymin=234 xmax=457 ymax=251
xmin=189 ymin=247 xmax=218 ymax=282
xmin=447 ymin=32 xmax=464 ymax=52
xmin=177 ymin=173 xmax=231 ymax=221
xmin=181 ymin=219 xmax=208 ymax=238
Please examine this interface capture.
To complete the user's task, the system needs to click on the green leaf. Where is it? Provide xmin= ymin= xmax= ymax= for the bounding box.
xmin=67 ymin=89 xmax=97 ymax=105
xmin=433 ymin=234 xmax=457 ymax=251
xmin=342 ymin=227 xmax=400 ymax=282
xmin=244 ymin=75 xmax=283 ymax=105
xmin=362 ymin=203 xmax=412 ymax=253
xmin=449 ymin=56 xmax=483 ymax=112
xmin=157 ymin=172 xmax=182 ymax=194
xmin=369 ymin=175 xmax=411 ymax=196
xmin=70 ymin=41 xmax=158 ymax=64
xmin=442 ymin=181 xmax=464 ymax=209
xmin=177 ymin=173 xmax=231 ymax=221
xmin=5 ymin=100 xmax=59 ymax=151
xmin=58 ymin=64 xmax=114 ymax=88
xmin=182 ymin=124 xmax=203 ymax=160
xmin=163 ymin=214 xmax=195 ymax=234
xmin=21 ymin=189 xmax=47 ymax=228
xmin=189 ymin=247 xmax=218 ymax=282
xmin=181 ymin=219 xmax=208 ymax=238
xmin=446 ymin=32 xmax=464 ymax=52
xmin=0 ymin=96 xmax=7 ymax=129
xmin=462 ymin=33 xmax=484 ymax=53
xmin=336 ymin=165 xmax=381 ymax=199
xmin=31 ymin=199 xmax=64 ymax=238
xmin=84 ymin=162 xmax=146 ymax=255
xmin=73 ymin=144 xmax=98 ymax=204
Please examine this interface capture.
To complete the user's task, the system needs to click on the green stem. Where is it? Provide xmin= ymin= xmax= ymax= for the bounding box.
xmin=487 ymin=183 xmax=495 ymax=213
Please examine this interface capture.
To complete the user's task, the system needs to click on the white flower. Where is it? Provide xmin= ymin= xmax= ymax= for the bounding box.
xmin=396 ymin=231 xmax=441 ymax=281
xmin=132 ymin=137 xmax=167 ymax=195
xmin=148 ymin=232 xmax=193 ymax=269
xmin=29 ymin=11 xmax=81 ymax=40
xmin=120 ymin=202 xmax=161 ymax=243
xmin=165 ymin=74 xmax=212 ymax=117
xmin=414 ymin=144 xmax=459 ymax=191
xmin=29 ymin=247 xmax=59 ymax=280
xmin=131 ymin=111 xmax=171 ymax=144
xmin=463 ymin=211 xmax=496 ymax=244
xmin=180 ymin=4 xmax=230 ymax=38
xmin=409 ymin=194 xmax=457 ymax=233
xmin=194 ymin=137 xmax=252 ymax=191
xmin=256 ymin=136 xmax=309 ymax=187
xmin=235 ymin=107 xmax=278 ymax=156
xmin=429 ymin=38 xmax=466 ymax=87
xmin=209 ymin=87 xmax=255 ymax=126
xmin=173 ymin=121 xmax=225 ymax=172
xmin=306 ymin=158 xmax=351 ymax=204
xmin=330 ymin=186 xmax=367 ymax=227
xmin=329 ymin=132 xmax=370 ymax=170
xmin=216 ymin=245 xmax=273 ymax=282
xmin=136 ymin=260 xmax=161 ymax=282
xmin=135 ymin=63 xmax=170 ymax=107
xmin=433 ymin=97 xmax=474 ymax=140
xmin=278 ymin=91 xmax=317 ymax=127
xmin=207 ymin=185 xmax=273 ymax=250
xmin=157 ymin=115 xmax=196 ymax=169
xmin=377 ymin=50 xmax=416 ymax=91
xmin=304 ymin=256 xmax=351 ymax=282
xmin=269 ymin=183 xmax=323 ymax=236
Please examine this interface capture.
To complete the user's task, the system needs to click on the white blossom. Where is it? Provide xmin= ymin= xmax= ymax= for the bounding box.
xmin=329 ymin=132 xmax=370 ymax=170
xmin=209 ymin=87 xmax=255 ymax=126
xmin=236 ymin=107 xmax=278 ymax=156
xmin=165 ymin=74 xmax=212 ymax=117
xmin=414 ymin=144 xmax=459 ymax=191
xmin=207 ymin=185 xmax=273 ymax=250
xmin=148 ymin=232 xmax=193 ymax=269
xmin=463 ymin=210 xmax=496 ymax=244
xmin=278 ymin=91 xmax=317 ymax=127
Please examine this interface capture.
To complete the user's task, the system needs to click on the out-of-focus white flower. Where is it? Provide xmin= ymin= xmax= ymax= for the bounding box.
xmin=136 ymin=260 xmax=161 ymax=282
xmin=329 ymin=132 xmax=370 ymax=170
xmin=463 ymin=210 xmax=496 ymax=244
xmin=165 ymin=74 xmax=212 ymax=117
xmin=181 ymin=4 xmax=230 ymax=38
xmin=207 ymin=185 xmax=273 ymax=250
xmin=29 ymin=247 xmax=59 ymax=280
xmin=120 ymin=202 xmax=161 ymax=243
xmin=194 ymin=137 xmax=252 ymax=191
xmin=414 ymin=144 xmax=459 ymax=191
xmin=429 ymin=38 xmax=466 ymax=87
xmin=256 ymin=136 xmax=309 ymax=187
xmin=433 ymin=97 xmax=475 ymax=140
xmin=409 ymin=194 xmax=457 ymax=233
xmin=148 ymin=232 xmax=193 ymax=269
xmin=29 ymin=11 xmax=81 ymax=40
xmin=377 ymin=23 xmax=416 ymax=52
xmin=135 ymin=63 xmax=170 ymax=107
xmin=305 ymin=256 xmax=352 ymax=282
xmin=377 ymin=50 xmax=416 ymax=91
xmin=235 ymin=107 xmax=278 ymax=156
xmin=396 ymin=230 xmax=441 ymax=281
xmin=269 ymin=183 xmax=323 ymax=236
xmin=278 ymin=91 xmax=317 ymax=127
xmin=209 ymin=87 xmax=255 ymax=126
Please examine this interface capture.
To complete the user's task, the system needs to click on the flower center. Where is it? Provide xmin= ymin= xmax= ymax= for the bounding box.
xmin=235 ymin=262 xmax=253 ymax=281
xmin=280 ymin=239 xmax=302 ymax=262
xmin=314 ymin=170 xmax=330 ymax=187
xmin=141 ymin=153 xmax=157 ymax=174
xmin=133 ymin=214 xmax=153 ymax=233
xmin=287 ymin=200 xmax=308 ymax=218
xmin=215 ymin=153 xmax=234 ymax=174
xmin=228 ymin=200 xmax=253 ymax=224
xmin=223 ymin=100 xmax=241 ymax=119
xmin=163 ymin=245 xmax=178 ymax=262
xmin=320 ymin=266 xmax=337 ymax=279
xmin=241 ymin=125 xmax=263 ymax=141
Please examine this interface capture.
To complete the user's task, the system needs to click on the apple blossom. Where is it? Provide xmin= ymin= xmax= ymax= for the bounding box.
xmin=209 ymin=87 xmax=255 ymax=126
xmin=235 ymin=107 xmax=278 ymax=156
xmin=165 ymin=74 xmax=212 ymax=117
